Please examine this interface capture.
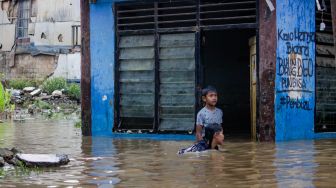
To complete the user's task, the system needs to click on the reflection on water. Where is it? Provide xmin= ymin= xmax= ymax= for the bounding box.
xmin=0 ymin=119 xmax=336 ymax=187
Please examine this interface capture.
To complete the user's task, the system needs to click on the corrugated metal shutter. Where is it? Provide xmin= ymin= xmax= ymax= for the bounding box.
xmin=159 ymin=33 xmax=195 ymax=131
xmin=118 ymin=35 xmax=155 ymax=129
xmin=315 ymin=0 xmax=336 ymax=132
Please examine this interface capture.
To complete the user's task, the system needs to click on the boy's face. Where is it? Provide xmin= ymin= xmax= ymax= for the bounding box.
xmin=214 ymin=131 xmax=224 ymax=145
xmin=203 ymin=91 xmax=218 ymax=106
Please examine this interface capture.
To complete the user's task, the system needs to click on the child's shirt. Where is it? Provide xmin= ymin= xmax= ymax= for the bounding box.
xmin=196 ymin=107 xmax=223 ymax=136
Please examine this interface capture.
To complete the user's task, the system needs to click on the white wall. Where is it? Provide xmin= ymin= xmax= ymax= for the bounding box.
xmin=34 ymin=0 xmax=80 ymax=22
xmin=32 ymin=21 xmax=80 ymax=46
xmin=0 ymin=10 xmax=10 ymax=24
xmin=0 ymin=24 xmax=15 ymax=51
xmin=0 ymin=9 xmax=15 ymax=51
xmin=52 ymin=52 xmax=81 ymax=80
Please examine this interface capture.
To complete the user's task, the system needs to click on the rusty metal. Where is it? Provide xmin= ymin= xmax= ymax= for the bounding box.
xmin=331 ymin=0 xmax=336 ymax=51
xmin=257 ymin=0 xmax=276 ymax=141
xmin=81 ymin=0 xmax=92 ymax=136
xmin=315 ymin=1 xmax=336 ymax=132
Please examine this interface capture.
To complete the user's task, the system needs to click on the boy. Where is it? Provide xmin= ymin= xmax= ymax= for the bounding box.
xmin=178 ymin=123 xmax=224 ymax=154
xmin=196 ymin=86 xmax=223 ymax=141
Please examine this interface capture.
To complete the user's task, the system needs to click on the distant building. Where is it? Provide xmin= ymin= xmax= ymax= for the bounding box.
xmin=81 ymin=0 xmax=336 ymax=141
xmin=0 ymin=0 xmax=81 ymax=81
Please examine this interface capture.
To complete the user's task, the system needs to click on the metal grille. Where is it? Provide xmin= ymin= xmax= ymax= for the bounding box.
xmin=114 ymin=0 xmax=256 ymax=132
xmin=315 ymin=0 xmax=336 ymax=132
xmin=200 ymin=1 xmax=256 ymax=29
xmin=115 ymin=0 xmax=256 ymax=35
xmin=115 ymin=33 xmax=196 ymax=132
xmin=72 ymin=25 xmax=81 ymax=46
xmin=16 ymin=0 xmax=30 ymax=39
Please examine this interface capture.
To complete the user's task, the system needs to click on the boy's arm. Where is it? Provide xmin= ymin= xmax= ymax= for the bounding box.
xmin=195 ymin=124 xmax=203 ymax=141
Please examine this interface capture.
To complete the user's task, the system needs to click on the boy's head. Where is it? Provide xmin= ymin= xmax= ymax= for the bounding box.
xmin=201 ymin=86 xmax=218 ymax=107
xmin=204 ymin=123 xmax=224 ymax=147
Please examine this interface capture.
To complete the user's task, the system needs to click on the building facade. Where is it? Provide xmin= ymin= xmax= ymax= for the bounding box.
xmin=0 ymin=0 xmax=81 ymax=81
xmin=81 ymin=0 xmax=336 ymax=141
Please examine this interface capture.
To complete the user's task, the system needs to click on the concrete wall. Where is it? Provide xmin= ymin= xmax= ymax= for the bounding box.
xmin=52 ymin=53 xmax=80 ymax=80
xmin=8 ymin=54 xmax=57 ymax=80
xmin=0 ymin=9 xmax=15 ymax=51
xmin=31 ymin=0 xmax=81 ymax=46
xmin=32 ymin=21 xmax=80 ymax=46
xmin=0 ymin=24 xmax=15 ymax=51
xmin=275 ymin=0 xmax=316 ymax=140
xmin=0 ymin=0 xmax=81 ymax=81
xmin=2 ymin=52 xmax=81 ymax=81
xmin=33 ymin=0 xmax=80 ymax=22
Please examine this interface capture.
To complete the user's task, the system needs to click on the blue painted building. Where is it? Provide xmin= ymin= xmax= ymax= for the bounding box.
xmin=81 ymin=0 xmax=336 ymax=141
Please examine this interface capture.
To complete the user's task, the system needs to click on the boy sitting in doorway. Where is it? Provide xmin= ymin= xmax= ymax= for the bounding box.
xmin=178 ymin=123 xmax=224 ymax=154
xmin=195 ymin=86 xmax=223 ymax=141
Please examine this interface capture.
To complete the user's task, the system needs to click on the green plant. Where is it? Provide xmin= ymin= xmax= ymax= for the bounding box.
xmin=8 ymin=79 xmax=39 ymax=90
xmin=67 ymin=83 xmax=80 ymax=100
xmin=0 ymin=73 xmax=5 ymax=81
xmin=4 ymin=89 xmax=11 ymax=110
xmin=0 ymin=84 xmax=14 ymax=113
xmin=0 ymin=167 xmax=4 ymax=177
xmin=14 ymin=160 xmax=42 ymax=176
xmin=74 ymin=121 xmax=81 ymax=128
xmin=34 ymin=100 xmax=51 ymax=110
xmin=0 ymin=83 xmax=4 ymax=112
xmin=42 ymin=78 xmax=67 ymax=94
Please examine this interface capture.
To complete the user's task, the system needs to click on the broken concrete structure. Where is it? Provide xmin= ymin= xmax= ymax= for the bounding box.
xmin=0 ymin=0 xmax=81 ymax=81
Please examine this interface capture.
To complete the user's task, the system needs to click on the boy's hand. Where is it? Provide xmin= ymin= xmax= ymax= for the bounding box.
xmin=195 ymin=124 xmax=203 ymax=141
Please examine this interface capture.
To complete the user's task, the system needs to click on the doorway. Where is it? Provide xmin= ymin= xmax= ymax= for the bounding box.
xmin=201 ymin=29 xmax=256 ymax=139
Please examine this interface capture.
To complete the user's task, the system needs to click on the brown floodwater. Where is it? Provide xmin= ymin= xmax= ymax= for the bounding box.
xmin=1 ymin=119 xmax=336 ymax=188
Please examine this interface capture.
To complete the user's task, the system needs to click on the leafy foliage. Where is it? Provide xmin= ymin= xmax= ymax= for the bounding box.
xmin=42 ymin=78 xmax=67 ymax=94
xmin=67 ymin=83 xmax=80 ymax=100
xmin=9 ymin=79 xmax=40 ymax=90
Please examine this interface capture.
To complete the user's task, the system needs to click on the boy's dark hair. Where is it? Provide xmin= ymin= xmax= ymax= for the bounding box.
xmin=201 ymin=86 xmax=217 ymax=96
xmin=204 ymin=123 xmax=223 ymax=148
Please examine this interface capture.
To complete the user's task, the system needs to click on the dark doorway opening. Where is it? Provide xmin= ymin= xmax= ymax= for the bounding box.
xmin=202 ymin=29 xmax=256 ymax=138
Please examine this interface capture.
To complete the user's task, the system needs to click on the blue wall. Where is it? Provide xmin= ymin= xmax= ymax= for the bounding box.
xmin=90 ymin=0 xmax=115 ymax=135
xmin=89 ymin=0 xmax=336 ymax=140
xmin=275 ymin=0 xmax=316 ymax=141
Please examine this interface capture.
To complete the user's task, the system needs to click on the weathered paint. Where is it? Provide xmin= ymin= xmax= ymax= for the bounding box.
xmin=33 ymin=22 xmax=80 ymax=46
xmin=34 ymin=0 xmax=80 ymax=22
xmin=275 ymin=0 xmax=315 ymax=141
xmin=332 ymin=0 xmax=336 ymax=61
xmin=258 ymin=0 xmax=276 ymax=141
xmin=81 ymin=0 xmax=91 ymax=136
xmin=90 ymin=0 xmax=115 ymax=135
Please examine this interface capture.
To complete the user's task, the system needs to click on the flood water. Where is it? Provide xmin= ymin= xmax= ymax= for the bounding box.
xmin=1 ymin=119 xmax=336 ymax=187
